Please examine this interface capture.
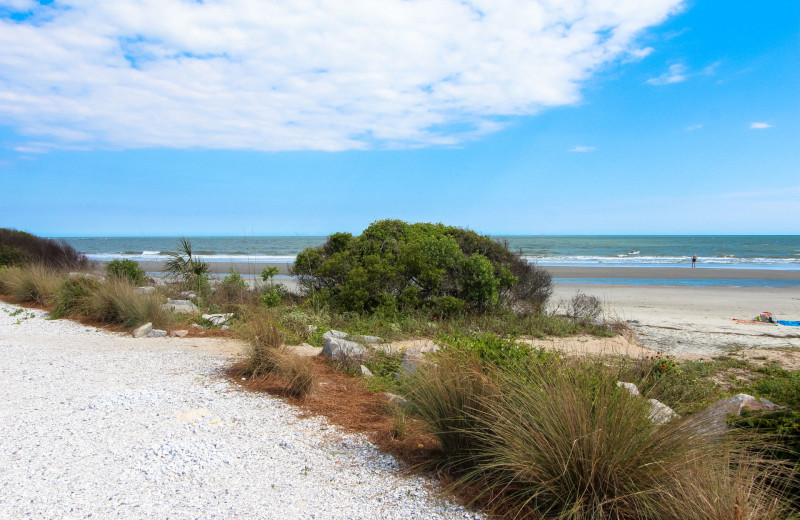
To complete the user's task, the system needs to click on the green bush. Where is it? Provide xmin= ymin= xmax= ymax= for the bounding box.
xmin=105 ymin=259 xmax=147 ymax=286
xmin=0 ymin=264 xmax=61 ymax=304
xmin=293 ymin=220 xmax=551 ymax=314
xmin=0 ymin=228 xmax=87 ymax=269
xmin=164 ymin=237 xmax=210 ymax=295
xmin=52 ymin=276 xmax=100 ymax=318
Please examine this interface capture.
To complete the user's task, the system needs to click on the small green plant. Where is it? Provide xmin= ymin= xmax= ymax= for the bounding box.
xmin=106 ymin=259 xmax=147 ymax=286
xmin=164 ymin=238 xmax=210 ymax=295
xmin=261 ymin=266 xmax=280 ymax=284
xmin=261 ymin=287 xmax=282 ymax=307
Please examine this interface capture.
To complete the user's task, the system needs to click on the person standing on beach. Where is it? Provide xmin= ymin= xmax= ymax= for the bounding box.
xmin=691 ymin=254 xmax=697 ymax=268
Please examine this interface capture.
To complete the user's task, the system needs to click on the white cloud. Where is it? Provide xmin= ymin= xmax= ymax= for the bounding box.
xmin=685 ymin=123 xmax=702 ymax=131
xmin=569 ymin=146 xmax=596 ymax=152
xmin=750 ymin=122 xmax=772 ymax=129
xmin=646 ymin=63 xmax=687 ymax=85
xmin=0 ymin=0 xmax=684 ymax=151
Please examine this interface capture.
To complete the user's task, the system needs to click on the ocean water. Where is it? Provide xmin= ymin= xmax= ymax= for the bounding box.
xmin=59 ymin=235 xmax=800 ymax=271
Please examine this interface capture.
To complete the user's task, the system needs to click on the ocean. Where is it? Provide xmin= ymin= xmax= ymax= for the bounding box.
xmin=57 ymin=235 xmax=800 ymax=287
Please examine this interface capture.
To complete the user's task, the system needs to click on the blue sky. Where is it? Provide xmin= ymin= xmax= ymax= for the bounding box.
xmin=1 ymin=0 xmax=798 ymax=237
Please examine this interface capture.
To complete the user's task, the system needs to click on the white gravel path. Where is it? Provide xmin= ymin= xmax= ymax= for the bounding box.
xmin=0 ymin=304 xmax=483 ymax=519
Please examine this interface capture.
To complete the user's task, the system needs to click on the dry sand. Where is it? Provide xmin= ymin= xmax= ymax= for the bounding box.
xmin=551 ymin=284 xmax=800 ymax=355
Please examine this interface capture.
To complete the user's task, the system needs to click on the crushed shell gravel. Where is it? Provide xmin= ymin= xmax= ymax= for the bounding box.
xmin=0 ymin=304 xmax=484 ymax=519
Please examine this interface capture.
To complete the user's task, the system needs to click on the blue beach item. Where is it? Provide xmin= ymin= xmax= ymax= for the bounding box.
xmin=777 ymin=320 xmax=800 ymax=327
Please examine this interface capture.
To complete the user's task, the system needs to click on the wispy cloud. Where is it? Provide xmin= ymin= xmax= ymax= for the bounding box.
xmin=647 ymin=63 xmax=688 ymax=85
xmin=0 ymin=0 xmax=683 ymax=152
xmin=685 ymin=124 xmax=703 ymax=131
xmin=750 ymin=122 xmax=772 ymax=129
xmin=569 ymin=146 xmax=596 ymax=153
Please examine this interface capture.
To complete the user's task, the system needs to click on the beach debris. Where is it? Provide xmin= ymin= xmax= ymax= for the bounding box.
xmin=777 ymin=320 xmax=800 ymax=326
xmin=687 ymin=394 xmax=784 ymax=437
xmin=162 ymin=299 xmax=199 ymax=314
xmin=360 ymin=365 xmax=374 ymax=378
xmin=201 ymin=313 xmax=234 ymax=326
xmin=132 ymin=322 xmax=153 ymax=338
xmin=169 ymin=330 xmax=189 ymax=338
xmin=134 ymin=286 xmax=156 ymax=294
xmin=147 ymin=329 xmax=167 ymax=338
xmin=647 ymin=399 xmax=679 ymax=425
xmin=617 ymin=381 xmax=640 ymax=396
xmin=321 ymin=337 xmax=368 ymax=361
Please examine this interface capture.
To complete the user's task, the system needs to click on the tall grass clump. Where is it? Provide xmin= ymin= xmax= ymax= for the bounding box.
xmin=0 ymin=264 xmax=61 ymax=304
xmin=404 ymin=335 xmax=793 ymax=519
xmin=80 ymin=277 xmax=171 ymax=328
xmin=238 ymin=308 xmax=316 ymax=397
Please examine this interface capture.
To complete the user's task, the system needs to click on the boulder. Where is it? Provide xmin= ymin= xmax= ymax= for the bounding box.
xmin=169 ymin=330 xmax=189 ymax=338
xmin=201 ymin=313 xmax=235 ymax=326
xmin=321 ymin=337 xmax=368 ymax=361
xmin=396 ymin=349 xmax=428 ymax=379
xmin=350 ymin=334 xmax=382 ymax=344
xmin=147 ymin=329 xmax=167 ymax=338
xmin=322 ymin=329 xmax=349 ymax=341
xmin=360 ymin=365 xmax=374 ymax=378
xmin=617 ymin=381 xmax=640 ymax=397
xmin=688 ymin=394 xmax=784 ymax=437
xmin=132 ymin=322 xmax=153 ymax=338
xmin=179 ymin=291 xmax=197 ymax=299
xmin=162 ymin=299 xmax=198 ymax=314
xmin=648 ymin=399 xmax=679 ymax=425
xmin=134 ymin=286 xmax=156 ymax=294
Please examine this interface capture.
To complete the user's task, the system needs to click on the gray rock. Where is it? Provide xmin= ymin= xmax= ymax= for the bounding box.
xmin=396 ymin=349 xmax=427 ymax=379
xmin=617 ymin=381 xmax=640 ymax=397
xmin=147 ymin=329 xmax=167 ymax=338
xmin=350 ymin=334 xmax=382 ymax=344
xmin=191 ymin=323 xmax=205 ymax=329
xmin=201 ymin=313 xmax=235 ymax=326
xmin=688 ymin=394 xmax=784 ymax=437
xmin=179 ymin=291 xmax=197 ymax=299
xmin=67 ymin=272 xmax=104 ymax=281
xmin=132 ymin=322 xmax=153 ymax=338
xmin=134 ymin=286 xmax=156 ymax=294
xmin=305 ymin=325 xmax=318 ymax=334
xmin=162 ymin=299 xmax=198 ymax=314
xmin=385 ymin=392 xmax=409 ymax=407
xmin=321 ymin=338 xmax=368 ymax=361
xmin=169 ymin=330 xmax=189 ymax=338
xmin=648 ymin=399 xmax=679 ymax=425
xmin=322 ymin=329 xmax=349 ymax=341
xmin=360 ymin=365 xmax=374 ymax=378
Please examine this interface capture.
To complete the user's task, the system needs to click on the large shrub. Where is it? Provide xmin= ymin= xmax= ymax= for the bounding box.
xmin=0 ymin=228 xmax=87 ymax=269
xmin=293 ymin=220 xmax=551 ymax=314
xmin=106 ymin=259 xmax=147 ymax=286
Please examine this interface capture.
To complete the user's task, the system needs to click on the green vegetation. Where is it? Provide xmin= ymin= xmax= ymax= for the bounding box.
xmin=402 ymin=335 xmax=794 ymax=519
xmin=293 ymin=219 xmax=551 ymax=315
xmin=0 ymin=228 xmax=87 ymax=269
xmin=105 ymin=259 xmax=148 ymax=286
xmin=0 ymin=263 xmax=62 ymax=304
xmin=164 ymin=237 xmax=211 ymax=295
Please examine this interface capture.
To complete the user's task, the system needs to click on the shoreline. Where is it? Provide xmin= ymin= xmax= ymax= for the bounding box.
xmin=121 ymin=261 xmax=800 ymax=281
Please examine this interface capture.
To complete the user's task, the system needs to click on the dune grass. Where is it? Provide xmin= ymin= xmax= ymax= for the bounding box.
xmin=0 ymin=264 xmax=62 ymax=305
xmin=403 ymin=340 xmax=794 ymax=519
xmin=237 ymin=307 xmax=316 ymax=397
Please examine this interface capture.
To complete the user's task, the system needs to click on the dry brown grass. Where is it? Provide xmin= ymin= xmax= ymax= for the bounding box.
xmin=0 ymin=264 xmax=61 ymax=305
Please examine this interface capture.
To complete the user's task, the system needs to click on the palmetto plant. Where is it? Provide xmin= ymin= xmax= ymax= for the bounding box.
xmin=164 ymin=237 xmax=210 ymax=291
